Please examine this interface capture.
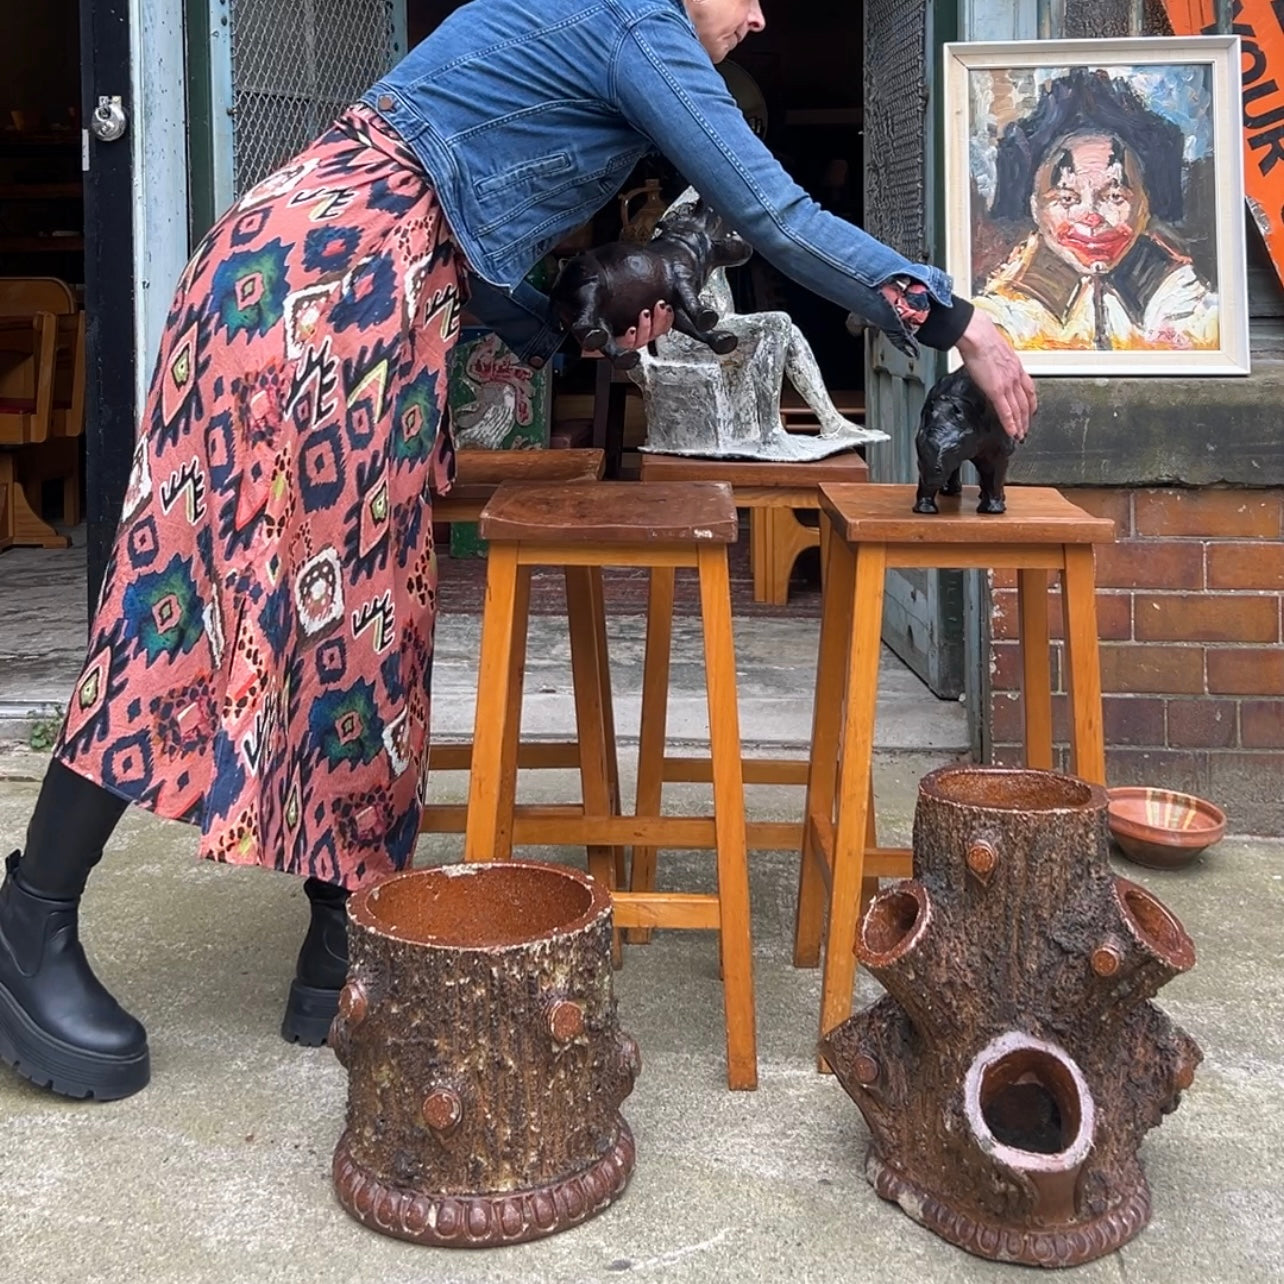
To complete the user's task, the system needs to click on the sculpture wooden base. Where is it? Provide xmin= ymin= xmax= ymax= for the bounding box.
xmin=821 ymin=767 xmax=1201 ymax=1269
xmin=331 ymin=862 xmax=640 ymax=1247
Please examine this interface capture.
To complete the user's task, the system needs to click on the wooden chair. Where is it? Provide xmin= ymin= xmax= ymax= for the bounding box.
xmin=794 ymin=483 xmax=1115 ymax=1063
xmin=464 ymin=480 xmax=758 ymax=1090
xmin=0 ymin=277 xmax=83 ymax=550
xmin=17 ymin=309 xmax=85 ymax=526
xmin=420 ymin=448 xmax=623 ymax=884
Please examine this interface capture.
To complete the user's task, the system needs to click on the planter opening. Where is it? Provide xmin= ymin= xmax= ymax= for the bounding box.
xmin=927 ymin=767 xmax=1096 ymax=812
xmin=975 ymin=1046 xmax=1085 ymax=1158
xmin=862 ymin=887 xmax=924 ymax=959
xmin=360 ymin=864 xmax=598 ymax=948
xmin=1116 ymin=880 xmax=1196 ymax=971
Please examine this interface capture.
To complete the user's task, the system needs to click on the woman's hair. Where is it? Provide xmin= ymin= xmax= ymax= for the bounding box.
xmin=990 ymin=67 xmax=1185 ymax=222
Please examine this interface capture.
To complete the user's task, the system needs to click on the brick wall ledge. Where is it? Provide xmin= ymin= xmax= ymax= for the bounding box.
xmin=1012 ymin=359 xmax=1284 ymax=488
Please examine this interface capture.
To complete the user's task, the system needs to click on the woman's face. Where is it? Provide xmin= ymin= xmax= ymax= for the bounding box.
xmin=684 ymin=0 xmax=765 ymax=63
xmin=1033 ymin=133 xmax=1150 ymax=274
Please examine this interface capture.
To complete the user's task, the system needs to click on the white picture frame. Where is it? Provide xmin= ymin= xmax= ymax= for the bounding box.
xmin=944 ymin=36 xmax=1249 ymax=376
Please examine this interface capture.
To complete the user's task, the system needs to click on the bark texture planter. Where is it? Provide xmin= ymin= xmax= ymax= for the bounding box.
xmin=331 ymin=862 xmax=639 ymax=1247
xmin=821 ymin=766 xmax=1201 ymax=1268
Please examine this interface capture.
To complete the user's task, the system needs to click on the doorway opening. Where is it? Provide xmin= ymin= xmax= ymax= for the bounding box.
xmin=0 ymin=0 xmax=87 ymax=547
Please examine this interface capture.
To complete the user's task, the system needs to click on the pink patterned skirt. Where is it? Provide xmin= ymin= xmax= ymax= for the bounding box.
xmin=55 ymin=106 xmax=461 ymax=889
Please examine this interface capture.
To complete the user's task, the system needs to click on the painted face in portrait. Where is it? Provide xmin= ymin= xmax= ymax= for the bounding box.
xmin=1033 ymin=133 xmax=1150 ymax=275
xmin=684 ymin=0 xmax=766 ymax=63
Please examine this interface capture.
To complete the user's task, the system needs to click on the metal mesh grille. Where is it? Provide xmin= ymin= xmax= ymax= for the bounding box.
xmin=229 ymin=0 xmax=400 ymax=195
xmin=863 ymin=0 xmax=927 ymax=260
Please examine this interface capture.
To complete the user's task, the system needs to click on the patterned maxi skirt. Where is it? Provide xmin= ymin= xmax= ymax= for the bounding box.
xmin=53 ymin=106 xmax=462 ymax=890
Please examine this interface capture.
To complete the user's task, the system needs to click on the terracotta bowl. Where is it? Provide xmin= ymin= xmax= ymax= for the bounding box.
xmin=1106 ymin=787 xmax=1227 ymax=870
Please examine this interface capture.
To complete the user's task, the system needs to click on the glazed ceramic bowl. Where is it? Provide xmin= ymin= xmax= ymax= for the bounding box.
xmin=1106 ymin=787 xmax=1227 ymax=870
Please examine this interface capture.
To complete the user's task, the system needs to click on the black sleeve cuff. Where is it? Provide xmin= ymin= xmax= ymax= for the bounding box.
xmin=915 ymin=296 xmax=974 ymax=351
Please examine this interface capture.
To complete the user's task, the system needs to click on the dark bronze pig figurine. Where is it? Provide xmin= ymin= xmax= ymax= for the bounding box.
xmin=913 ymin=369 xmax=1019 ymax=515
xmin=550 ymin=199 xmax=752 ymax=369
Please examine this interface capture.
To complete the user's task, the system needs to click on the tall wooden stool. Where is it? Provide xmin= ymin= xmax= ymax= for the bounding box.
xmin=420 ymin=449 xmax=621 ymax=875
xmin=628 ymin=452 xmax=873 ymax=944
xmin=639 ymin=452 xmax=870 ymax=605
xmin=795 ymin=483 xmax=1115 ymax=1058
xmin=463 ymin=480 xmax=758 ymax=1090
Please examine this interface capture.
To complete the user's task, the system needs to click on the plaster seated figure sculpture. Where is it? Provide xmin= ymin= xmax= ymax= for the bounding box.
xmin=913 ymin=368 xmax=1019 ymax=515
xmin=627 ymin=189 xmax=889 ymax=461
xmin=550 ymin=199 xmax=752 ymax=369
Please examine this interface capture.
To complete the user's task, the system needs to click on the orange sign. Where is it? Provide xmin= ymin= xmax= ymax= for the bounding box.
xmin=1163 ymin=0 xmax=1284 ymax=285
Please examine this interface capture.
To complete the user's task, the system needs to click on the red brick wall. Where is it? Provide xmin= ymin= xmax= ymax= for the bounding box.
xmin=988 ymin=487 xmax=1284 ymax=836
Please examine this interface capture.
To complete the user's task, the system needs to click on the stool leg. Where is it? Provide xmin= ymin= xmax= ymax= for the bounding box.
xmin=751 ymin=509 xmax=769 ymax=604
xmin=1018 ymin=568 xmax=1055 ymax=771
xmin=860 ymin=773 xmax=879 ymax=925
xmin=697 ymin=544 xmax=757 ymax=1091
xmin=565 ymin=567 xmax=619 ymax=917
xmin=494 ymin=566 xmax=532 ymax=861
xmin=820 ymin=541 xmax=886 ymax=1065
xmin=1062 ymin=545 xmax=1107 ymax=784
xmin=795 ymin=525 xmax=855 ymax=968
xmin=464 ymin=543 xmax=521 ymax=864
xmin=587 ymin=567 xmax=625 ymax=885
xmin=629 ymin=565 xmax=675 ymax=946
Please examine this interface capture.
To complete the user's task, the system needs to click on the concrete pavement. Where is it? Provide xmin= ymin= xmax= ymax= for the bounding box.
xmin=0 ymin=741 xmax=1280 ymax=1284
xmin=1 ymin=538 xmax=1280 ymax=1282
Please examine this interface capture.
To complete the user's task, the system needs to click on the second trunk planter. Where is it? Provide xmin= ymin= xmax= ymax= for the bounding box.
xmin=330 ymin=861 xmax=640 ymax=1248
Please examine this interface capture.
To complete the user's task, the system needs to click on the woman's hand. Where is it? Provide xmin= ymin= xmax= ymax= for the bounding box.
xmin=956 ymin=309 xmax=1037 ymax=442
xmin=619 ymin=301 xmax=674 ymax=349
xmin=581 ymin=301 xmax=675 ymax=356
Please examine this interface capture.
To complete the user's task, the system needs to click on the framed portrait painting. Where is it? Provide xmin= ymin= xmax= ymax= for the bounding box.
xmin=944 ymin=36 xmax=1249 ymax=375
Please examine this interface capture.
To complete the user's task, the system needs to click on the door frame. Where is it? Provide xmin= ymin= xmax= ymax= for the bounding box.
xmin=80 ymin=0 xmax=137 ymax=610
xmin=863 ymin=0 xmax=967 ymax=700
xmin=80 ymin=0 xmax=190 ymax=611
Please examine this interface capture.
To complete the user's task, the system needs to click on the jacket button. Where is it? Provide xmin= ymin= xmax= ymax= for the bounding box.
xmin=528 ymin=356 xmax=545 ymax=370
xmin=376 ymin=94 xmax=394 ymax=112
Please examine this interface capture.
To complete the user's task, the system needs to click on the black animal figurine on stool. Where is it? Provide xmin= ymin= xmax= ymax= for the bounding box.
xmin=913 ymin=368 xmax=1020 ymax=515
xmin=550 ymin=199 xmax=752 ymax=370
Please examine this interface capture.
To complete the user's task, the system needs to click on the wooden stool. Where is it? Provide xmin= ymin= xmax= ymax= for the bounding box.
xmin=638 ymin=452 xmax=868 ymax=605
xmin=464 ymin=480 xmax=758 ymax=1090
xmin=420 ymin=449 xmax=621 ymax=866
xmin=795 ymin=484 xmax=1116 ymax=1059
xmin=628 ymin=452 xmax=872 ymax=945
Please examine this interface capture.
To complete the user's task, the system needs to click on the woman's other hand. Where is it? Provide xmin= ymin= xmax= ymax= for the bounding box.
xmin=581 ymin=302 xmax=675 ymax=356
xmin=956 ymin=309 xmax=1037 ymax=442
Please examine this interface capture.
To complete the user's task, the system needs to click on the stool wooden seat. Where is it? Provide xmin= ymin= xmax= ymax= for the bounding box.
xmin=796 ymin=483 xmax=1116 ymax=1060
xmin=466 ymin=480 xmax=758 ymax=1090
xmin=640 ymin=452 xmax=869 ymax=605
xmin=422 ymin=449 xmax=618 ymax=854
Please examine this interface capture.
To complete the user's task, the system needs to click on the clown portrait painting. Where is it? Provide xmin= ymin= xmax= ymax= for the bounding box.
xmin=944 ymin=37 xmax=1249 ymax=375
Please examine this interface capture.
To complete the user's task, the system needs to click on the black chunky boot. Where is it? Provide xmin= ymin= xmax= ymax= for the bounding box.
xmin=0 ymin=761 xmax=146 ymax=1100
xmin=0 ymin=851 xmax=149 ymax=1099
xmin=280 ymin=877 xmax=350 ymax=1046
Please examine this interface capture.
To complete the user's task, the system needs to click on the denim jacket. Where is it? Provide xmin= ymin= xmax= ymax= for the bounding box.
xmin=364 ymin=0 xmax=959 ymax=364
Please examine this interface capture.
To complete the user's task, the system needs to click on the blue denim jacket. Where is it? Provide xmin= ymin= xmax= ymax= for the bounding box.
xmin=364 ymin=0 xmax=958 ymax=364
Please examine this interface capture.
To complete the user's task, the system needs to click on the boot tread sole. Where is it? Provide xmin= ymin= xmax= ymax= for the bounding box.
xmin=0 ymin=982 xmax=149 ymax=1100
xmin=281 ymin=978 xmax=339 ymax=1048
